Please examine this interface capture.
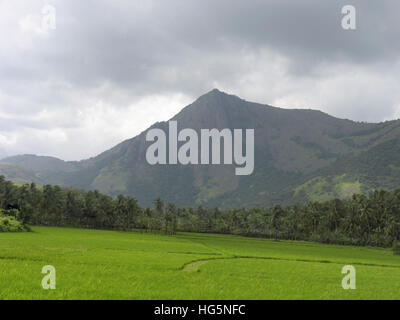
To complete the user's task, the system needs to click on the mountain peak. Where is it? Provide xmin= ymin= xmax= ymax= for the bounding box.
xmin=209 ymin=88 xmax=224 ymax=94
xmin=203 ymin=88 xmax=237 ymax=97
xmin=196 ymin=88 xmax=241 ymax=104
xmin=172 ymin=88 xmax=242 ymax=123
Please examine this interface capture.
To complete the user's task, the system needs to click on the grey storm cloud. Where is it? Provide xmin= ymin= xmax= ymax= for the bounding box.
xmin=0 ymin=0 xmax=399 ymax=160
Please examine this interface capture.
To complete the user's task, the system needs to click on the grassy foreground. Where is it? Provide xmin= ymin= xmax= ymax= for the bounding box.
xmin=0 ymin=226 xmax=399 ymax=300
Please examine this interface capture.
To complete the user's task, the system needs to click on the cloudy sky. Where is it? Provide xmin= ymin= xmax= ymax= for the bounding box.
xmin=1 ymin=0 xmax=399 ymax=160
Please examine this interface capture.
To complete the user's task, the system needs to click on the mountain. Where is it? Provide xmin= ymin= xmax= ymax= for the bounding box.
xmin=0 ymin=154 xmax=80 ymax=186
xmin=0 ymin=162 xmax=42 ymax=184
xmin=2 ymin=89 xmax=400 ymax=208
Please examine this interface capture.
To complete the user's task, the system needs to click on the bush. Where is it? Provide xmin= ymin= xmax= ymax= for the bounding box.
xmin=0 ymin=214 xmax=29 ymax=232
xmin=393 ymin=242 xmax=400 ymax=256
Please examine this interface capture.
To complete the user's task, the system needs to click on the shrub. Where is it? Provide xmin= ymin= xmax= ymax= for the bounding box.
xmin=0 ymin=214 xmax=29 ymax=232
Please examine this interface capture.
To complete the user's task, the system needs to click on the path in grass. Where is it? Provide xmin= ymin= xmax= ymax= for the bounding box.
xmin=182 ymin=255 xmax=400 ymax=272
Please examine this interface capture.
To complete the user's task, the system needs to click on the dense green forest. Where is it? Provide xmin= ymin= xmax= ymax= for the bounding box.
xmin=0 ymin=175 xmax=399 ymax=249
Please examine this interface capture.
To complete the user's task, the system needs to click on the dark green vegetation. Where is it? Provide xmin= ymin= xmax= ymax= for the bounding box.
xmin=2 ymin=90 xmax=400 ymax=208
xmin=1 ymin=176 xmax=399 ymax=248
xmin=0 ymin=211 xmax=28 ymax=232
xmin=1 ymin=227 xmax=399 ymax=299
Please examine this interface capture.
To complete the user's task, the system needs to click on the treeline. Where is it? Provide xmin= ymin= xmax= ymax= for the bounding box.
xmin=0 ymin=175 xmax=399 ymax=248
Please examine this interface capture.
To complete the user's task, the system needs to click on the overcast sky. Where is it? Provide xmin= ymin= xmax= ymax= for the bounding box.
xmin=1 ymin=0 xmax=399 ymax=160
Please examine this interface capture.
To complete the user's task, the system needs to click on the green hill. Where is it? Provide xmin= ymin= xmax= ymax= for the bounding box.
xmin=0 ymin=162 xmax=42 ymax=184
xmin=2 ymin=89 xmax=400 ymax=208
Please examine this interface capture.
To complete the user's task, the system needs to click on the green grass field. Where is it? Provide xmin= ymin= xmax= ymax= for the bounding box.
xmin=0 ymin=226 xmax=399 ymax=300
